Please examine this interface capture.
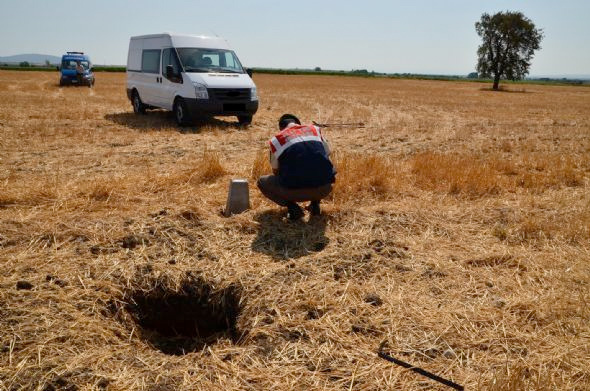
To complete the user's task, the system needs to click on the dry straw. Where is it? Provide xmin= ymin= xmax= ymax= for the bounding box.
xmin=0 ymin=71 xmax=589 ymax=390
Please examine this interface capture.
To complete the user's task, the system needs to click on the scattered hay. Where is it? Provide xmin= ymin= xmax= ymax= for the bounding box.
xmin=465 ymin=254 xmax=526 ymax=270
xmin=485 ymin=365 xmax=558 ymax=391
xmin=1 ymin=71 xmax=589 ymax=390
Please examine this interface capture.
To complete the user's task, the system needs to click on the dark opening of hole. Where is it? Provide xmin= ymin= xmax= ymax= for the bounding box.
xmin=126 ymin=277 xmax=242 ymax=355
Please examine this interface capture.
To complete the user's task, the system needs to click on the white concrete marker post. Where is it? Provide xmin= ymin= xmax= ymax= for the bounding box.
xmin=224 ymin=179 xmax=250 ymax=217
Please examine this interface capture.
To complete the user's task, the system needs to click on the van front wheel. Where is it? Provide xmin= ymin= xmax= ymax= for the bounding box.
xmin=132 ymin=91 xmax=146 ymax=114
xmin=238 ymin=115 xmax=252 ymax=126
xmin=174 ymin=98 xmax=191 ymax=126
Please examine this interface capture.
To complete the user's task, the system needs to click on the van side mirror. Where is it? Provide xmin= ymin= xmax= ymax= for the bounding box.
xmin=246 ymin=68 xmax=253 ymax=78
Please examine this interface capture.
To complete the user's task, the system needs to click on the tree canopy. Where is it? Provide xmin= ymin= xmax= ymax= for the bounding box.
xmin=475 ymin=11 xmax=543 ymax=90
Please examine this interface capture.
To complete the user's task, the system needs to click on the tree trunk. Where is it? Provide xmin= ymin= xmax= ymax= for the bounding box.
xmin=493 ymin=74 xmax=500 ymax=90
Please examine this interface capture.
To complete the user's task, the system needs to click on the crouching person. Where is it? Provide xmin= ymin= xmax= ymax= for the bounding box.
xmin=257 ymin=114 xmax=336 ymax=221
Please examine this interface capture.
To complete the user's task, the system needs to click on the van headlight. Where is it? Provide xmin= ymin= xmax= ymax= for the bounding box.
xmin=194 ymin=83 xmax=209 ymax=100
xmin=250 ymin=86 xmax=258 ymax=101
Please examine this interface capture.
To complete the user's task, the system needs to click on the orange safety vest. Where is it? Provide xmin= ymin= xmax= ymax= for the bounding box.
xmin=269 ymin=124 xmax=323 ymax=159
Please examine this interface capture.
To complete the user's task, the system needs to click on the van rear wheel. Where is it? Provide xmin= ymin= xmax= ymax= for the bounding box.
xmin=132 ymin=91 xmax=146 ymax=114
xmin=173 ymin=98 xmax=192 ymax=126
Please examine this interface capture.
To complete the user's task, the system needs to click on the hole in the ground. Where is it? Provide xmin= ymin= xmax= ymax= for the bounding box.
xmin=126 ymin=276 xmax=242 ymax=355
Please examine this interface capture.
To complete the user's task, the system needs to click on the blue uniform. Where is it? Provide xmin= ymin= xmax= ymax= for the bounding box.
xmin=269 ymin=124 xmax=335 ymax=189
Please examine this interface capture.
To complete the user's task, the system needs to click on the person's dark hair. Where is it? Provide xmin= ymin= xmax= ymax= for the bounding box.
xmin=278 ymin=114 xmax=301 ymax=130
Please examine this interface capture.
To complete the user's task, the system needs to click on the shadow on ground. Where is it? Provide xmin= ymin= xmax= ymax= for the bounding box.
xmin=479 ymin=87 xmax=532 ymax=93
xmin=104 ymin=111 xmax=245 ymax=132
xmin=251 ymin=210 xmax=329 ymax=260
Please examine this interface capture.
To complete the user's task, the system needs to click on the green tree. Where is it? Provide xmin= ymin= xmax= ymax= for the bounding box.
xmin=19 ymin=61 xmax=30 ymax=67
xmin=475 ymin=11 xmax=543 ymax=90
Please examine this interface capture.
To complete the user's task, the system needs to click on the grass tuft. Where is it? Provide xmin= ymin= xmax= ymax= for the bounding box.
xmin=330 ymin=152 xmax=403 ymax=203
xmin=411 ymin=151 xmax=502 ymax=197
xmin=195 ymin=149 xmax=227 ymax=183
xmin=250 ymin=148 xmax=272 ymax=180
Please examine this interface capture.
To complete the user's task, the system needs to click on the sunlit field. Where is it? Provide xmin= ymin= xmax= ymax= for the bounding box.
xmin=1 ymin=70 xmax=589 ymax=390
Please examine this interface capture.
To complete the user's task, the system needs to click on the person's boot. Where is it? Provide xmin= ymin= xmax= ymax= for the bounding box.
xmin=286 ymin=202 xmax=304 ymax=221
xmin=306 ymin=201 xmax=321 ymax=216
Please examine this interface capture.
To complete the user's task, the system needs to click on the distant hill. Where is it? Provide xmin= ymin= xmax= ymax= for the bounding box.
xmin=0 ymin=53 xmax=61 ymax=65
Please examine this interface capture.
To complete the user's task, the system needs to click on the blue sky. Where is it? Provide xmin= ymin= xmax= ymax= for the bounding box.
xmin=1 ymin=0 xmax=588 ymax=75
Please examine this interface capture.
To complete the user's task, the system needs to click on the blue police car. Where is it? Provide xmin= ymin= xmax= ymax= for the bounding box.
xmin=59 ymin=52 xmax=95 ymax=87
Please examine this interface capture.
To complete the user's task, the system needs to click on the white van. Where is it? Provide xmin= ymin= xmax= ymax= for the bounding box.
xmin=126 ymin=33 xmax=258 ymax=126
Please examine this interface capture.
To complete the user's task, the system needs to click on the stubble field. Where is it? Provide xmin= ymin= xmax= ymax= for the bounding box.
xmin=0 ymin=70 xmax=589 ymax=390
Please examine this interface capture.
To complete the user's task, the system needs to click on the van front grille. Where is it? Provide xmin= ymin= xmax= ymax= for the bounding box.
xmin=208 ymin=88 xmax=250 ymax=102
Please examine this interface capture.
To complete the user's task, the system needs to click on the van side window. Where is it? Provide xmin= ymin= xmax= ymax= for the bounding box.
xmin=141 ymin=50 xmax=160 ymax=73
xmin=162 ymin=49 xmax=182 ymax=82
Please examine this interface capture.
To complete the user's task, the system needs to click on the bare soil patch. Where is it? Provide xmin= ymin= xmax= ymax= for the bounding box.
xmin=123 ymin=273 xmax=242 ymax=355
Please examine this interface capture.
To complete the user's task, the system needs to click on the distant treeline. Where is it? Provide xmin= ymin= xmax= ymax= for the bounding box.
xmin=1 ymin=64 xmax=588 ymax=86
xmin=0 ymin=64 xmax=125 ymax=72
xmin=252 ymin=68 xmax=590 ymax=85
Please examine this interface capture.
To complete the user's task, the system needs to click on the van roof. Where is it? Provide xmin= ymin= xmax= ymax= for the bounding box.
xmin=130 ymin=33 xmax=231 ymax=50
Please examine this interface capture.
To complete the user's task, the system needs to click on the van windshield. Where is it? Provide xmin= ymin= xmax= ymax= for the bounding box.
xmin=62 ymin=59 xmax=89 ymax=70
xmin=176 ymin=48 xmax=244 ymax=74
